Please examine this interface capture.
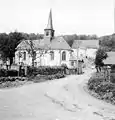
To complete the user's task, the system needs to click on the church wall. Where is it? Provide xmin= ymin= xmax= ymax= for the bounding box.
xmin=15 ymin=49 xmax=72 ymax=68
xmin=37 ymin=50 xmax=71 ymax=68
xmin=15 ymin=50 xmax=32 ymax=66
xmin=41 ymin=50 xmax=61 ymax=66
xmin=60 ymin=50 xmax=71 ymax=68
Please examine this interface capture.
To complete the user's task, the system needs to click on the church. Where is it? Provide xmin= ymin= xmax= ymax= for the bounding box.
xmin=15 ymin=10 xmax=76 ymax=68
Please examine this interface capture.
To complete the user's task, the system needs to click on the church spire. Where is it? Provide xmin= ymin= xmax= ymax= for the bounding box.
xmin=46 ymin=9 xmax=53 ymax=30
xmin=44 ymin=9 xmax=55 ymax=42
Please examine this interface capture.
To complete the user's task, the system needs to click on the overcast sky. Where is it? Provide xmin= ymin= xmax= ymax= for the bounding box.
xmin=0 ymin=0 xmax=114 ymax=36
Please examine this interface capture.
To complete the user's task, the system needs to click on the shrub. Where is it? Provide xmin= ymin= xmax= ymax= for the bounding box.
xmin=27 ymin=66 xmax=65 ymax=77
xmin=7 ymin=70 xmax=18 ymax=77
xmin=0 ymin=77 xmax=27 ymax=89
xmin=87 ymin=73 xmax=115 ymax=105
xmin=32 ymin=73 xmax=65 ymax=83
xmin=0 ymin=69 xmax=7 ymax=77
xmin=0 ymin=69 xmax=18 ymax=77
xmin=0 ymin=77 xmax=27 ymax=83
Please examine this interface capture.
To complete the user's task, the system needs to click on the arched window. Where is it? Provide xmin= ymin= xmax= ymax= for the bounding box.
xmin=50 ymin=51 xmax=54 ymax=60
xmin=62 ymin=51 xmax=66 ymax=61
xmin=23 ymin=52 xmax=26 ymax=60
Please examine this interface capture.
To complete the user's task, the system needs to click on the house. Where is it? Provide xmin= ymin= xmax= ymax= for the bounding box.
xmin=72 ymin=40 xmax=99 ymax=60
xmin=15 ymin=10 xmax=75 ymax=68
xmin=103 ymin=52 xmax=115 ymax=80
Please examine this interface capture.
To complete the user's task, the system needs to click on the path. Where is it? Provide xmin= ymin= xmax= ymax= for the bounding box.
xmin=0 ymin=68 xmax=115 ymax=120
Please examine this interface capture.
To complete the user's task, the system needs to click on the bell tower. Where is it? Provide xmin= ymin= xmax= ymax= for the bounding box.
xmin=44 ymin=9 xmax=55 ymax=43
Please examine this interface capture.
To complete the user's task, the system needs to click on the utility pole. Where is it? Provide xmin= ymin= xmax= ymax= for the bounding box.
xmin=114 ymin=0 xmax=115 ymax=33
xmin=77 ymin=40 xmax=80 ymax=74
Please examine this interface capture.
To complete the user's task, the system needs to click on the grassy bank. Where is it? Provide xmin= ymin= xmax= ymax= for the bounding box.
xmin=87 ymin=72 xmax=115 ymax=105
xmin=0 ymin=73 xmax=65 ymax=89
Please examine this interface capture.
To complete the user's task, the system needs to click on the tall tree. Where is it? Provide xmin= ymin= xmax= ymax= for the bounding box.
xmin=0 ymin=32 xmax=24 ymax=65
xmin=95 ymin=48 xmax=108 ymax=72
xmin=23 ymin=40 xmax=48 ymax=67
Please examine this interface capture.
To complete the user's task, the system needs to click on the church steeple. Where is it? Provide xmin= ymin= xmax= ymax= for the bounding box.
xmin=46 ymin=9 xmax=53 ymax=30
xmin=44 ymin=9 xmax=55 ymax=42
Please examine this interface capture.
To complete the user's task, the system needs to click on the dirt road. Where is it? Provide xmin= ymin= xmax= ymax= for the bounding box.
xmin=0 ymin=68 xmax=115 ymax=120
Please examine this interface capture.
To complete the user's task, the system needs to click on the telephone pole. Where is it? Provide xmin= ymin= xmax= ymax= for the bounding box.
xmin=114 ymin=0 xmax=115 ymax=34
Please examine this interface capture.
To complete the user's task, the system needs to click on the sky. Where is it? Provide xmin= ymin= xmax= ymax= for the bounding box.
xmin=0 ymin=0 xmax=114 ymax=37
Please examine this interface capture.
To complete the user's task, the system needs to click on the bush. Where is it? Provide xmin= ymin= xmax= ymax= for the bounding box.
xmin=0 ymin=77 xmax=27 ymax=82
xmin=0 ymin=69 xmax=18 ymax=77
xmin=0 ymin=69 xmax=7 ymax=77
xmin=32 ymin=73 xmax=65 ymax=83
xmin=87 ymin=74 xmax=115 ymax=105
xmin=7 ymin=70 xmax=18 ymax=77
xmin=0 ymin=77 xmax=27 ymax=88
xmin=27 ymin=66 xmax=65 ymax=77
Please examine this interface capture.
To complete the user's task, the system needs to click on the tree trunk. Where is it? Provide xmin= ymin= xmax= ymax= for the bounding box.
xmin=32 ymin=57 xmax=34 ymax=67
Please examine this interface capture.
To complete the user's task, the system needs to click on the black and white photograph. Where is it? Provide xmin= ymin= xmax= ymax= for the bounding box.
xmin=0 ymin=0 xmax=115 ymax=120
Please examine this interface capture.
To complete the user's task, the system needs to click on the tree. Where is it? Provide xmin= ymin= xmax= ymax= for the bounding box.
xmin=95 ymin=48 xmax=108 ymax=72
xmin=99 ymin=35 xmax=115 ymax=51
xmin=23 ymin=40 xmax=48 ymax=67
xmin=0 ymin=32 xmax=24 ymax=66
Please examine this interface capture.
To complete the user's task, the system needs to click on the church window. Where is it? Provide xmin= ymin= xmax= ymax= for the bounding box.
xmin=62 ymin=51 xmax=66 ymax=61
xmin=23 ymin=52 xmax=26 ymax=60
xmin=50 ymin=51 xmax=54 ymax=60
xmin=46 ymin=31 xmax=49 ymax=36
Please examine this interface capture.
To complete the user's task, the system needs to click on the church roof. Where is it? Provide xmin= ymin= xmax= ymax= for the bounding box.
xmin=16 ymin=10 xmax=72 ymax=51
xmin=16 ymin=39 xmax=49 ymax=50
xmin=16 ymin=36 xmax=72 ymax=51
xmin=72 ymin=40 xmax=99 ymax=49
xmin=50 ymin=37 xmax=72 ymax=50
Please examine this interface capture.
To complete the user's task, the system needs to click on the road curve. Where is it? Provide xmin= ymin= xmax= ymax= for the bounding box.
xmin=0 ymin=68 xmax=115 ymax=120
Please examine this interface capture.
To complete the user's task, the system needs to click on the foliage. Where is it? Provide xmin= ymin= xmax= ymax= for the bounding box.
xmin=0 ymin=69 xmax=18 ymax=77
xmin=22 ymin=33 xmax=43 ymax=40
xmin=27 ymin=66 xmax=65 ymax=77
xmin=32 ymin=73 xmax=65 ymax=83
xmin=87 ymin=73 xmax=115 ymax=104
xmin=0 ymin=69 xmax=7 ymax=77
xmin=0 ymin=77 xmax=27 ymax=88
xmin=94 ymin=48 xmax=108 ymax=67
xmin=0 ymin=32 xmax=43 ymax=65
xmin=23 ymin=40 xmax=46 ymax=67
xmin=0 ymin=32 xmax=24 ymax=64
xmin=99 ymin=34 xmax=115 ymax=51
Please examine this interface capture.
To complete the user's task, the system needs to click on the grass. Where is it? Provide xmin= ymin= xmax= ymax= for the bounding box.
xmin=0 ymin=73 xmax=66 ymax=89
xmin=87 ymin=72 xmax=115 ymax=105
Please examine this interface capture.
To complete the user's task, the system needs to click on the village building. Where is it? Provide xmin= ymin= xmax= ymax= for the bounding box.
xmin=15 ymin=10 xmax=76 ymax=68
xmin=103 ymin=52 xmax=115 ymax=80
xmin=72 ymin=40 xmax=99 ymax=60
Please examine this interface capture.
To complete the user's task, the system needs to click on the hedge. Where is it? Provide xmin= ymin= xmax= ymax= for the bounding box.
xmin=87 ymin=75 xmax=115 ymax=105
xmin=0 ymin=77 xmax=27 ymax=83
xmin=0 ymin=77 xmax=27 ymax=88
xmin=27 ymin=66 xmax=66 ymax=77
xmin=0 ymin=69 xmax=18 ymax=77
xmin=31 ymin=73 xmax=65 ymax=83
